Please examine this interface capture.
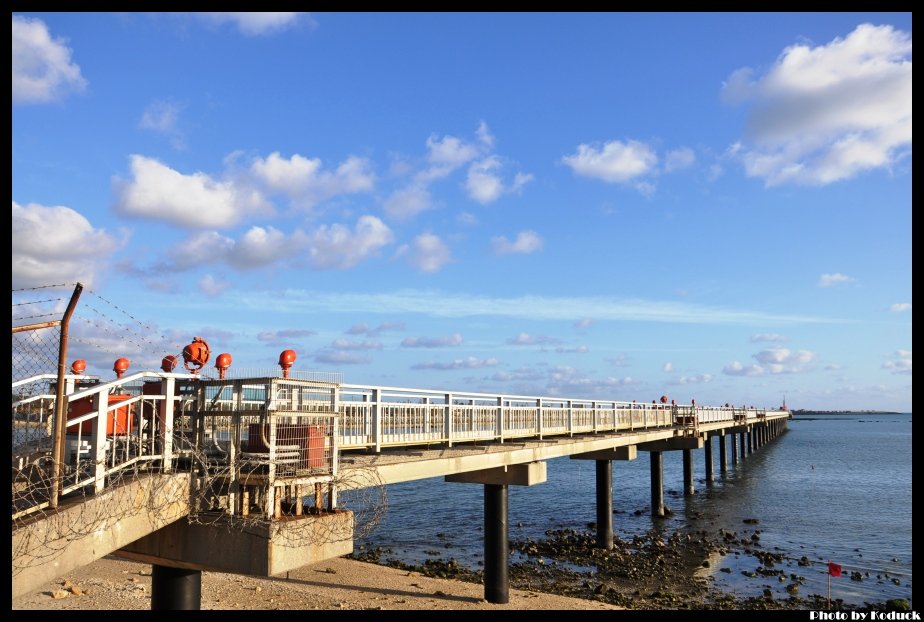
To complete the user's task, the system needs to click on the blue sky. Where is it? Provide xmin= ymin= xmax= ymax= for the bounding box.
xmin=12 ymin=12 xmax=912 ymax=411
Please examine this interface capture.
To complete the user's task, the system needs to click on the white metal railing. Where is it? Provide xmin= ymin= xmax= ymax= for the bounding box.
xmin=12 ymin=370 xmax=790 ymax=519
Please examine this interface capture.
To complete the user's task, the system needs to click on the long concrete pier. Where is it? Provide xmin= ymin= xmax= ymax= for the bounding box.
xmin=12 ymin=371 xmax=790 ymax=606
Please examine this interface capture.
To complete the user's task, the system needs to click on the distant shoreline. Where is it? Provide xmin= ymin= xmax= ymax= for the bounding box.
xmin=791 ymin=410 xmax=905 ymax=416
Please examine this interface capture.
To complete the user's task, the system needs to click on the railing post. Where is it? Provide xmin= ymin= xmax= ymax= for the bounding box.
xmin=92 ymin=392 xmax=107 ymax=493
xmin=496 ymin=396 xmax=504 ymax=442
xmin=537 ymin=399 xmax=543 ymax=439
xmin=567 ymin=400 xmax=573 ymax=436
xmin=159 ymin=376 xmax=175 ymax=473
xmin=372 ymin=388 xmax=381 ymax=453
xmin=445 ymin=393 xmax=453 ymax=448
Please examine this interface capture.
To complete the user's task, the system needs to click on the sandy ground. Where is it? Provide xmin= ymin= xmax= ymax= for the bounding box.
xmin=13 ymin=556 xmax=619 ymax=610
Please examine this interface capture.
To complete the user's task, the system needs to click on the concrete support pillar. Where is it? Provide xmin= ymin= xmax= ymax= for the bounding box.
xmin=650 ymin=451 xmax=664 ymax=517
xmin=747 ymin=429 xmax=754 ymax=454
xmin=682 ymin=448 xmax=695 ymax=496
xmin=595 ymin=459 xmax=613 ymax=550
xmin=151 ymin=565 xmax=201 ymax=610
xmin=704 ymin=435 xmax=714 ymax=482
xmin=739 ymin=431 xmax=747 ymax=459
xmin=731 ymin=432 xmax=738 ymax=464
xmin=719 ymin=432 xmax=727 ymax=473
xmin=484 ymin=484 xmax=509 ymax=604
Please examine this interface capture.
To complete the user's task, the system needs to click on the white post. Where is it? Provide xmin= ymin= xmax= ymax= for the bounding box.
xmin=372 ymin=388 xmax=382 ymax=453
xmin=496 ymin=396 xmax=503 ymax=442
xmin=160 ymin=376 xmax=176 ymax=473
xmin=444 ymin=393 xmax=453 ymax=447
xmin=92 ymin=392 xmax=107 ymax=493
xmin=537 ymin=399 xmax=543 ymax=439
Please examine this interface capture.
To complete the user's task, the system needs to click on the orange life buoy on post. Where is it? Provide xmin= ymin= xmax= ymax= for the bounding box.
xmin=182 ymin=336 xmax=211 ymax=374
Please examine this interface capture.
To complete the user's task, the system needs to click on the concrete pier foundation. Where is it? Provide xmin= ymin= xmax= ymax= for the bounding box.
xmin=151 ymin=565 xmax=201 ymax=610
xmin=719 ymin=432 xmax=727 ymax=473
xmin=704 ymin=436 xmax=714 ymax=482
xmin=682 ymin=449 xmax=695 ymax=496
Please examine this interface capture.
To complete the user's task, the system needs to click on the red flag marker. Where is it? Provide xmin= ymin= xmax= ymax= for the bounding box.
xmin=828 ymin=561 xmax=842 ymax=577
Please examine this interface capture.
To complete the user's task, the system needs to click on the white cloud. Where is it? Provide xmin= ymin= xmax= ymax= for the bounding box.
xmin=663 ymin=362 xmax=674 ymax=373
xmin=668 ymin=373 xmax=714 ymax=385
xmin=12 ymin=201 xmax=116 ymax=289
xmin=722 ymin=361 xmax=765 ymax=377
xmin=890 ymin=302 xmax=912 ymax=312
xmin=403 ymin=233 xmax=451 ymax=273
xmin=196 ymin=12 xmax=306 ymax=36
xmin=425 ymin=133 xmax=480 ymax=170
xmin=882 ymin=350 xmax=911 ymax=375
xmin=555 ymin=345 xmax=588 ymax=354
xmin=198 ymin=274 xmax=230 ymax=297
xmin=751 ymin=333 xmax=788 ymax=343
xmin=305 ymin=215 xmax=394 ymax=269
xmin=723 ymin=23 xmax=912 ymax=186
xmin=401 ymin=333 xmax=463 ymax=348
xmin=383 ymin=184 xmax=433 ymax=220
xmin=314 ymin=350 xmax=371 ymax=365
xmin=257 ymin=329 xmax=316 ymax=343
xmin=562 ymin=139 xmax=658 ymax=184
xmin=233 ymin=290 xmax=837 ymax=325
xmin=412 ymin=356 xmax=499 ymax=370
xmin=491 ymin=230 xmax=543 ymax=255
xmin=114 ymin=155 xmax=271 ymax=228
xmin=664 ymin=147 xmax=696 ymax=172
xmin=331 ymin=338 xmax=383 ymax=351
xmin=475 ymin=120 xmax=495 ymax=148
xmin=607 ymin=355 xmax=630 ymax=367
xmin=818 ymin=272 xmax=855 ymax=287
xmin=465 ymin=156 xmax=534 ymax=204
xmin=139 ymin=100 xmax=185 ymax=149
xmin=507 ymin=333 xmax=561 ymax=346
xmin=745 ymin=347 xmax=816 ymax=374
xmin=346 ymin=323 xmax=369 ymax=335
xmin=250 ymin=152 xmax=374 ymax=208
xmin=457 ymin=211 xmax=478 ymax=226
xmin=12 ymin=16 xmax=87 ymax=104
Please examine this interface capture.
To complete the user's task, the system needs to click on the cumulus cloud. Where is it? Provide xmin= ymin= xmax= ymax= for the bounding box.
xmin=465 ymin=156 xmax=534 ymax=204
xmin=12 ymin=201 xmax=116 ymax=289
xmin=412 ymin=356 xmax=499 ymax=370
xmin=608 ymin=354 xmax=630 ymax=367
xmin=347 ymin=322 xmax=405 ymax=336
xmin=663 ymin=362 xmax=674 ymax=373
xmin=664 ymin=147 xmax=696 ymax=172
xmin=491 ymin=230 xmax=543 ymax=255
xmin=818 ymin=272 xmax=855 ymax=287
xmin=12 ymin=16 xmax=87 ymax=104
xmin=250 ymin=152 xmax=374 ymax=209
xmin=722 ymin=361 xmax=765 ymax=377
xmin=507 ymin=333 xmax=561 ymax=346
xmin=386 ymin=122 xmax=531 ymax=219
xmin=402 ymin=333 xmax=463 ymax=348
xmin=890 ymin=302 xmax=912 ymax=312
xmin=882 ymin=349 xmax=911 ymax=375
xmin=574 ymin=318 xmax=594 ymax=330
xmin=753 ymin=347 xmax=816 ymax=373
xmin=196 ymin=12 xmax=307 ymax=36
xmin=722 ymin=23 xmax=912 ymax=186
xmin=114 ymin=155 xmax=272 ymax=228
xmin=383 ymin=185 xmax=433 ymax=220
xmin=401 ymin=233 xmax=452 ymax=273
xmin=257 ymin=328 xmax=316 ymax=343
xmin=562 ymin=139 xmax=658 ymax=184
xmin=305 ymin=215 xmax=394 ymax=269
xmin=555 ymin=345 xmax=589 ymax=354
xmin=751 ymin=333 xmax=788 ymax=343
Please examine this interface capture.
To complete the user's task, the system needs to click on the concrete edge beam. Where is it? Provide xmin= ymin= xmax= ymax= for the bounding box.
xmin=445 ymin=461 xmax=547 ymax=486
xmin=638 ymin=436 xmax=704 ymax=452
xmin=570 ymin=445 xmax=637 ymax=461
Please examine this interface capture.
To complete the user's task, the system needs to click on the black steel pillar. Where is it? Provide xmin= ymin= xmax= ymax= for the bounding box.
xmin=747 ymin=429 xmax=754 ymax=454
xmin=739 ymin=431 xmax=747 ymax=459
xmin=704 ymin=435 xmax=714 ymax=482
xmin=650 ymin=451 xmax=664 ymax=517
xmin=151 ymin=565 xmax=201 ymax=610
xmin=731 ymin=432 xmax=738 ymax=464
xmin=595 ymin=459 xmax=614 ymax=549
xmin=484 ymin=483 xmax=509 ymax=604
xmin=682 ymin=448 xmax=695 ymax=496
xmin=719 ymin=433 xmax=728 ymax=473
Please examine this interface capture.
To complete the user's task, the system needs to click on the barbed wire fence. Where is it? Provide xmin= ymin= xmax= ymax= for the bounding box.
xmin=13 ymin=283 xmax=388 ymax=579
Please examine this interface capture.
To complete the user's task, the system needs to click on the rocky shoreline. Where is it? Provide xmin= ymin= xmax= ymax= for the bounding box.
xmin=352 ymin=522 xmax=912 ymax=611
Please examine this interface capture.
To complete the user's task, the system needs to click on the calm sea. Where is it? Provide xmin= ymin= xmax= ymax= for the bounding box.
xmin=350 ymin=413 xmax=913 ymax=607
